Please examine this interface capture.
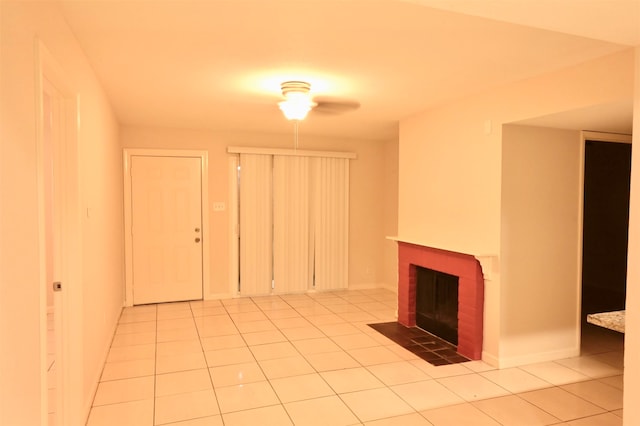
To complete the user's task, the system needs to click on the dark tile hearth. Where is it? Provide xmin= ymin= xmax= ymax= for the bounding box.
xmin=368 ymin=321 xmax=470 ymax=366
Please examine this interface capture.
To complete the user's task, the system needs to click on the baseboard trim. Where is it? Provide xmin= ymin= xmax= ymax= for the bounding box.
xmin=205 ymin=285 xmax=399 ymax=300
xmin=379 ymin=282 xmax=398 ymax=294
xmin=495 ymin=346 xmax=581 ymax=369
xmin=204 ymin=292 xmax=239 ymax=300
xmin=348 ymin=283 xmax=398 ymax=293
xmin=481 ymin=350 xmax=499 ymax=368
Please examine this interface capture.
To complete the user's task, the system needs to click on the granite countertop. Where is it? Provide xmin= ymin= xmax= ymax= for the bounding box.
xmin=586 ymin=310 xmax=625 ymax=333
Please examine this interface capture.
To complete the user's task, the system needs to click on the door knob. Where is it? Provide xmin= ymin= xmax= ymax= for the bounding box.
xmin=195 ymin=227 xmax=200 ymax=232
xmin=195 ymin=237 xmax=201 ymax=243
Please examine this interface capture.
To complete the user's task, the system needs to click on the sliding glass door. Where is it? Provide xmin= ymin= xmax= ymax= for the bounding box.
xmin=238 ymin=152 xmax=349 ymax=295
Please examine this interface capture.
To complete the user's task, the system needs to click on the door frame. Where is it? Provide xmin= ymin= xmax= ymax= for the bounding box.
xmin=577 ymin=131 xmax=632 ymax=344
xmin=123 ymin=149 xmax=210 ymax=306
xmin=36 ymin=39 xmax=83 ymax=425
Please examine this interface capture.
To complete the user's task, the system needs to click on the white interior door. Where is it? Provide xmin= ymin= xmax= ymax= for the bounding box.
xmin=37 ymin=40 xmax=83 ymax=424
xmin=43 ymin=80 xmax=64 ymax=426
xmin=130 ymin=155 xmax=203 ymax=304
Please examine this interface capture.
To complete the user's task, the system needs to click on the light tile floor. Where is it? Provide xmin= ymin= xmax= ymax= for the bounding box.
xmin=86 ymin=289 xmax=625 ymax=425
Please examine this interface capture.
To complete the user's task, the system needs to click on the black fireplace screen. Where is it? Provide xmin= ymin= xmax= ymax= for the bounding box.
xmin=415 ymin=266 xmax=459 ymax=346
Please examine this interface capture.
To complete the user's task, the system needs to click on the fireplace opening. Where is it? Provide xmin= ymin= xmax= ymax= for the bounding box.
xmin=416 ymin=266 xmax=459 ymax=346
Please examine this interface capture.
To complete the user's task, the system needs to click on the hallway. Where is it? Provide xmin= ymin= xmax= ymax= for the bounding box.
xmin=86 ymin=288 xmax=624 ymax=425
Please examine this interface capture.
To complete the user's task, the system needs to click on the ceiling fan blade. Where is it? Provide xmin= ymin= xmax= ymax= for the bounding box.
xmin=312 ymin=96 xmax=360 ymax=115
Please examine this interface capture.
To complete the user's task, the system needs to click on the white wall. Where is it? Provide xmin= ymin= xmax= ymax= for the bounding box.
xmin=0 ymin=2 xmax=124 ymax=424
xmin=120 ymin=127 xmax=399 ymax=296
xmin=80 ymin=88 xmax=125 ymax=409
xmin=501 ymin=125 xmax=582 ymax=366
xmin=623 ymin=46 xmax=640 ymax=426
xmin=398 ymin=48 xmax=635 ymax=365
xmin=399 ymin=49 xmax=635 ymax=256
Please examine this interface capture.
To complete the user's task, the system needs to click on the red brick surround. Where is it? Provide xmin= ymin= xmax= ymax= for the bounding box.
xmin=398 ymin=242 xmax=484 ymax=360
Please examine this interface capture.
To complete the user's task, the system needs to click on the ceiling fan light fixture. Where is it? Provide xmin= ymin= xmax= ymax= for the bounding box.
xmin=278 ymin=97 xmax=314 ymax=120
xmin=278 ymin=81 xmax=316 ymax=121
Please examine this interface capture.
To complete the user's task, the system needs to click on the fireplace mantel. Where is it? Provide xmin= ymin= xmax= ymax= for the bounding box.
xmin=387 ymin=236 xmax=499 ymax=282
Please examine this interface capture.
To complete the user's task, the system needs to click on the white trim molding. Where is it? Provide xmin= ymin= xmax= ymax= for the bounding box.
xmin=581 ymin=131 xmax=632 ymax=144
xmin=35 ymin=38 xmax=83 ymax=425
xmin=227 ymin=146 xmax=357 ymax=159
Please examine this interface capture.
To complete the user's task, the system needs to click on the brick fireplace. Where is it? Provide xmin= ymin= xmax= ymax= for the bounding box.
xmin=398 ymin=241 xmax=484 ymax=360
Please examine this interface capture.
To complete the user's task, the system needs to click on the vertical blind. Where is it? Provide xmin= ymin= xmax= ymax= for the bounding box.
xmin=238 ymin=152 xmax=350 ymax=296
xmin=273 ymin=155 xmax=310 ymax=294
xmin=239 ymin=154 xmax=273 ymax=295
xmin=311 ymin=157 xmax=349 ymax=290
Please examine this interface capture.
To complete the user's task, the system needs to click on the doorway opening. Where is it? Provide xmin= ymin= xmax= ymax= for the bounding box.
xmin=37 ymin=39 xmax=81 ymax=425
xmin=42 ymin=83 xmax=62 ymax=426
xmin=581 ymin=139 xmax=631 ymax=320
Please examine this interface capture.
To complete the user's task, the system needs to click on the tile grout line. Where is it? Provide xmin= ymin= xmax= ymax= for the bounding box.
xmin=270 ymin=292 xmax=401 ymax=425
xmin=215 ymin=296 xmax=289 ymax=420
xmin=251 ymin=294 xmax=312 ymax=425
xmin=189 ymin=300 xmax=225 ymax=424
xmin=89 ymin=290 xmax=625 ymax=425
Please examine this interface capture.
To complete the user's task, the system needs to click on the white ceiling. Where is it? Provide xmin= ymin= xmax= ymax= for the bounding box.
xmin=58 ymin=0 xmax=639 ymax=141
xmin=410 ymin=0 xmax=640 ymax=46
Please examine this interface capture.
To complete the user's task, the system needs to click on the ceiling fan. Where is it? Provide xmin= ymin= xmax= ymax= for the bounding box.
xmin=278 ymin=80 xmax=360 ymax=121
